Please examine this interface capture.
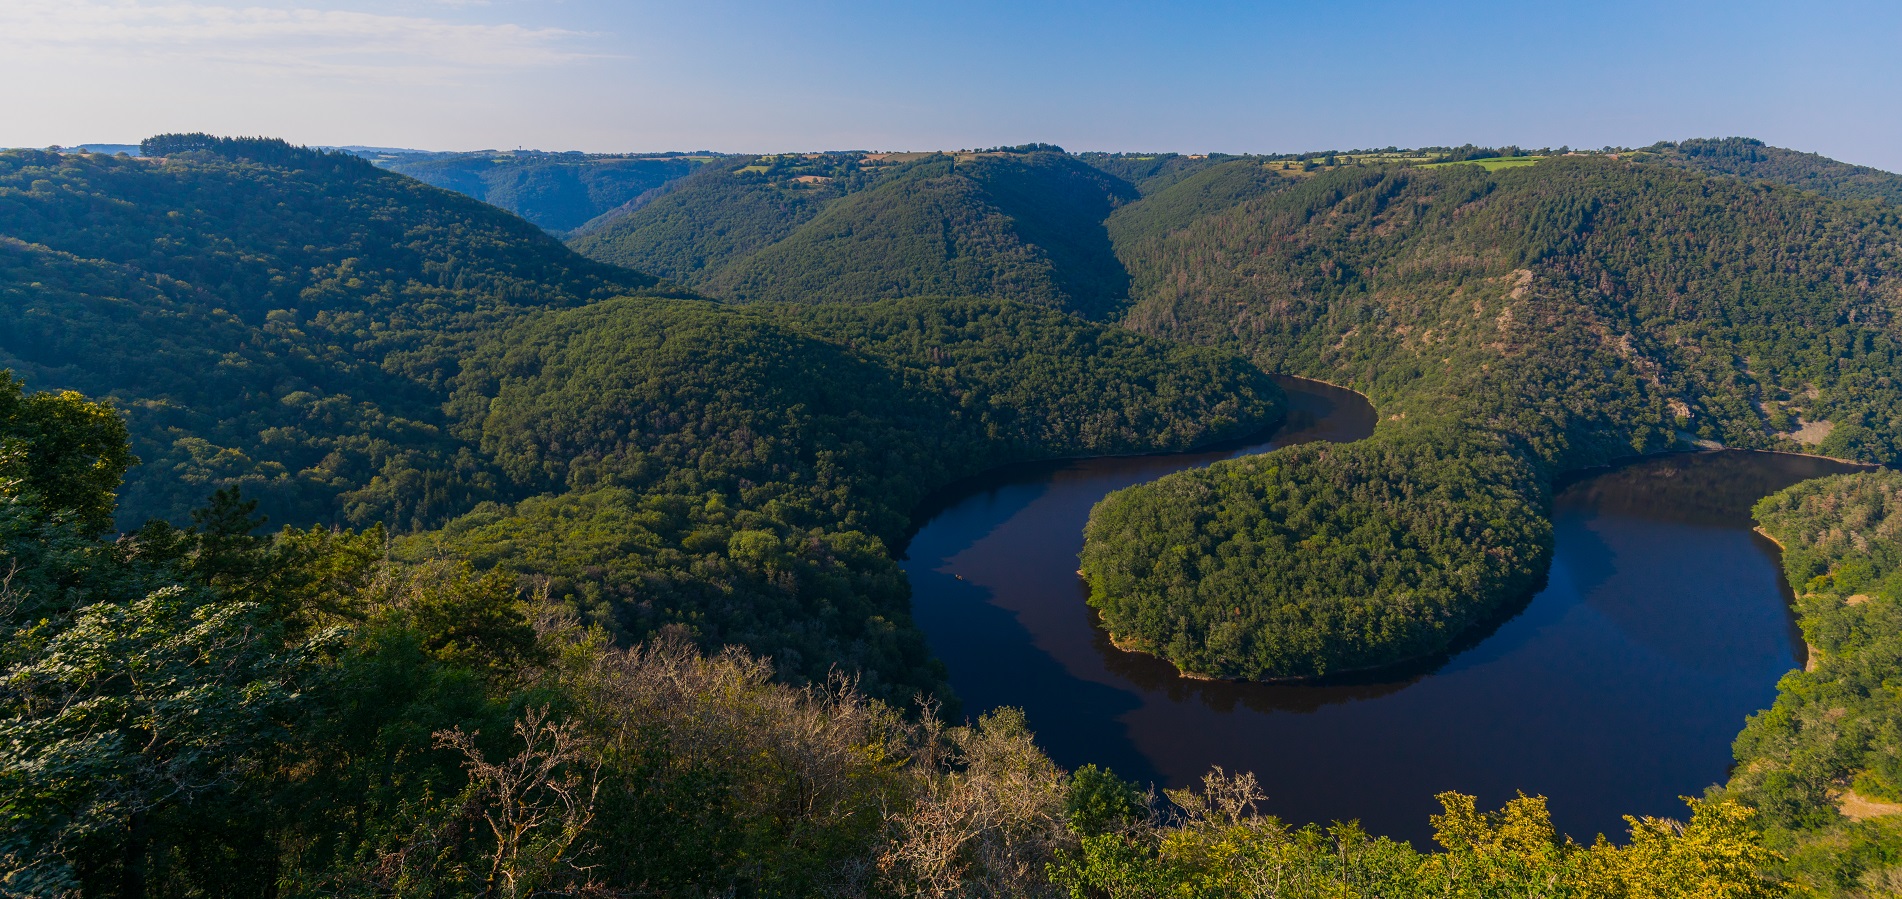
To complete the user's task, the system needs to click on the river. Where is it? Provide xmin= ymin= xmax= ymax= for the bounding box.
xmin=902 ymin=377 xmax=1866 ymax=844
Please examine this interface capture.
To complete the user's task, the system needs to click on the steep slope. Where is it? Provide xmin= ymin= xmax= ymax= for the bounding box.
xmin=565 ymin=154 xmax=866 ymax=281
xmin=1650 ymin=137 xmax=1902 ymax=206
xmin=1087 ymin=155 xmax=1902 ymax=678
xmin=0 ymin=133 xmax=1289 ymax=704
xmin=417 ymin=295 xmax=1282 ymax=700
xmin=1122 ymin=157 xmax=1902 ymax=460
xmin=1737 ymin=471 xmax=1902 ymax=895
xmin=0 ymin=136 xmax=660 ymax=529
xmin=1079 ymin=151 xmax=1228 ymax=195
xmin=380 ymin=150 xmax=709 ymax=232
xmin=705 ymin=152 xmax=1139 ymax=318
xmin=1105 ymin=156 xmax=1295 ymax=247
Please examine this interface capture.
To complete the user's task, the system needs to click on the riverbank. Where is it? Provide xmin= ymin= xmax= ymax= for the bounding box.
xmin=905 ymin=407 xmax=1829 ymax=843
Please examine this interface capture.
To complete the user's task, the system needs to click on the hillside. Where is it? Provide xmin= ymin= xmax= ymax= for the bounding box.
xmin=379 ymin=150 xmax=710 ymax=233
xmin=0 ymin=134 xmax=1294 ymax=699
xmin=564 ymin=153 xmax=868 ymax=280
xmin=1085 ymin=154 xmax=1902 ymax=678
xmin=0 ymin=136 xmax=661 ymax=531
xmin=412 ymin=295 xmax=1282 ymax=701
xmin=1078 ymin=151 xmax=1228 ymax=194
xmin=1104 ymin=156 xmax=1295 ymax=247
xmin=706 ymin=152 xmax=1137 ymax=317
xmin=1120 ymin=156 xmax=1902 ymax=462
xmin=1738 ymin=471 xmax=1902 ymax=895
xmin=1649 ymin=137 xmax=1902 ymax=206
xmin=569 ymin=150 xmax=1142 ymax=318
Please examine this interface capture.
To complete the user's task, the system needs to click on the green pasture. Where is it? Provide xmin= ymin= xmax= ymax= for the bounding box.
xmin=1420 ymin=156 xmax=1546 ymax=171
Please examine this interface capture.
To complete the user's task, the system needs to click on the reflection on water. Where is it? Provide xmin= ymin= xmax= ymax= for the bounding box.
xmin=902 ymin=378 xmax=1867 ymax=845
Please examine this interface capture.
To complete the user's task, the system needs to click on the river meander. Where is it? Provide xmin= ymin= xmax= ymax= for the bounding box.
xmin=902 ymin=377 xmax=1866 ymax=844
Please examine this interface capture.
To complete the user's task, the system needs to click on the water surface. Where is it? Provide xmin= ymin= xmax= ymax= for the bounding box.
xmin=903 ymin=378 xmax=1864 ymax=844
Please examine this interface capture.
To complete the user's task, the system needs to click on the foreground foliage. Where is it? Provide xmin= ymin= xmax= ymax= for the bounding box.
xmin=0 ymin=377 xmax=1789 ymax=896
xmin=1052 ymin=771 xmax=1782 ymax=899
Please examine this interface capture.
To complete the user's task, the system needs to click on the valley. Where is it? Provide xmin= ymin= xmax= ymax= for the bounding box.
xmin=6 ymin=131 xmax=1902 ymax=896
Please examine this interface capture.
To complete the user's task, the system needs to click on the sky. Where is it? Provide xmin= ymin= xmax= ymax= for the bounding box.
xmin=4 ymin=0 xmax=1899 ymax=169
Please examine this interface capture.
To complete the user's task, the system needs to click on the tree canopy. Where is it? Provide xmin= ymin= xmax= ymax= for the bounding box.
xmin=379 ymin=150 xmax=709 ymax=234
xmin=1087 ymin=153 xmax=1902 ymax=680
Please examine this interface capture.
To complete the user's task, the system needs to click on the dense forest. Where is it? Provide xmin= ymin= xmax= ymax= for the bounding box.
xmin=0 ymin=137 xmax=664 ymax=532
xmin=0 ymin=374 xmax=1787 ymax=897
xmin=569 ymin=149 xmax=1140 ymax=318
xmin=1731 ymin=471 xmax=1902 ymax=896
xmin=1081 ymin=424 xmax=1550 ymax=679
xmin=11 ymin=131 xmax=1902 ymax=893
xmin=1086 ymin=153 xmax=1902 ymax=679
xmin=1650 ymin=138 xmax=1902 ymax=206
xmin=0 ymin=134 xmax=1286 ymax=710
xmin=377 ymin=150 xmax=711 ymax=234
xmin=413 ymin=295 xmax=1281 ymax=703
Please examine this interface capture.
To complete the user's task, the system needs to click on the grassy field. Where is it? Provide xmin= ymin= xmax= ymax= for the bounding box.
xmin=1419 ymin=156 xmax=1546 ymax=171
xmin=1259 ymin=152 xmax=1438 ymax=176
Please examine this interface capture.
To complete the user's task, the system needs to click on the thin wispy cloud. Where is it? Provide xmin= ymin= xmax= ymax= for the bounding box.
xmin=0 ymin=0 xmax=600 ymax=82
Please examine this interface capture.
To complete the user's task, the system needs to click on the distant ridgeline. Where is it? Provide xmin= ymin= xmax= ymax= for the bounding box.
xmin=1649 ymin=137 xmax=1902 ymax=206
xmin=568 ymin=146 xmax=1147 ymax=319
xmin=374 ymin=149 xmax=714 ymax=234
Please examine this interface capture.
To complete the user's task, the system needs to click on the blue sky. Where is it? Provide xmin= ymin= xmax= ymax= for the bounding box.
xmin=5 ymin=0 xmax=1899 ymax=169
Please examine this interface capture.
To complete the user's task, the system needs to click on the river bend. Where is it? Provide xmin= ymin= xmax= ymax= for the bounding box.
xmin=902 ymin=378 xmax=1864 ymax=844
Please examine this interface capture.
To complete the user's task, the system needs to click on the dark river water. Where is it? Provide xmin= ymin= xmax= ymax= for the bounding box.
xmin=902 ymin=377 xmax=1867 ymax=845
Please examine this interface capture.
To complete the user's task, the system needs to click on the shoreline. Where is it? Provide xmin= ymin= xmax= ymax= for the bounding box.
xmin=1094 ymin=447 xmax=1853 ymax=690
xmin=928 ymin=373 xmax=1862 ymax=691
xmin=898 ymin=374 xmax=1371 ymax=555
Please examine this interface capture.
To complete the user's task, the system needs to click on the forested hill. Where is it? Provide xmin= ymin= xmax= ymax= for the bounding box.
xmin=1077 ymin=151 xmax=1228 ymax=194
xmin=0 ymin=131 xmax=1288 ymax=704
xmin=0 ymin=132 xmax=1841 ymax=894
xmin=1649 ymin=137 xmax=1902 ymax=206
xmin=569 ymin=149 xmax=1142 ymax=318
xmin=1123 ymin=155 xmax=1902 ymax=465
xmin=565 ymin=153 xmax=861 ymax=280
xmin=706 ymin=152 xmax=1137 ymax=317
xmin=1104 ymin=156 xmax=1295 ymax=247
xmin=414 ymin=295 xmax=1279 ymax=701
xmin=1085 ymin=153 xmax=1902 ymax=680
xmin=1738 ymin=471 xmax=1902 ymax=894
xmin=377 ymin=150 xmax=711 ymax=233
xmin=0 ymin=136 xmax=663 ymax=530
